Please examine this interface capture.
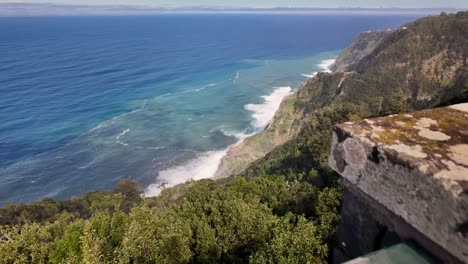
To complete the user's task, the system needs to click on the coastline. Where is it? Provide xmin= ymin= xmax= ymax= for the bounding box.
xmin=144 ymin=57 xmax=336 ymax=196
xmin=143 ymin=86 xmax=293 ymax=197
xmin=0 ymin=14 xmax=427 ymax=206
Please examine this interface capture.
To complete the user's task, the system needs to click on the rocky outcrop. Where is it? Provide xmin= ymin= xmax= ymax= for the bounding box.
xmin=331 ymin=30 xmax=392 ymax=72
xmin=216 ymin=11 xmax=468 ymax=179
xmin=329 ymin=103 xmax=468 ymax=263
xmin=215 ymin=94 xmax=302 ymax=177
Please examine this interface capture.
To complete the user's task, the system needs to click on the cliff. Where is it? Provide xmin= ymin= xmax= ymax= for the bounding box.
xmin=215 ymin=94 xmax=302 ymax=177
xmin=216 ymin=11 xmax=468 ymax=179
xmin=2 ymin=12 xmax=467 ymax=263
xmin=331 ymin=30 xmax=392 ymax=72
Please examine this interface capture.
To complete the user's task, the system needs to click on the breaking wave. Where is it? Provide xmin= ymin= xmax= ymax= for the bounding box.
xmin=245 ymin=86 xmax=293 ymax=130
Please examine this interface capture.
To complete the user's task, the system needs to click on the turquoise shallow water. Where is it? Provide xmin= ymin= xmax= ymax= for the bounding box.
xmin=0 ymin=14 xmax=422 ymax=204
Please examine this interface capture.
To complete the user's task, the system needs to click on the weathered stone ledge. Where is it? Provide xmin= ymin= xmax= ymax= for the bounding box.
xmin=329 ymin=103 xmax=468 ymax=263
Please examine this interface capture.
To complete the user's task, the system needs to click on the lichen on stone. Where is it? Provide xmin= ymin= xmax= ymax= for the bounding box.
xmin=334 ymin=103 xmax=468 ymax=194
xmin=387 ymin=144 xmax=428 ymax=159
xmin=417 ymin=129 xmax=451 ymax=141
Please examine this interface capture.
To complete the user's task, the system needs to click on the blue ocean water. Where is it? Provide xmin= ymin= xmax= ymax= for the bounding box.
xmin=0 ymin=14 xmax=421 ymax=205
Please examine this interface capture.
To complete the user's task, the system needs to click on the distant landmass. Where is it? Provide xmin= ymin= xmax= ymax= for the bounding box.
xmin=0 ymin=3 xmax=464 ymax=16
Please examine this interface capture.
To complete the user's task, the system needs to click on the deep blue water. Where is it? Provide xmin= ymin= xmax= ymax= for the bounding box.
xmin=0 ymin=14 xmax=421 ymax=205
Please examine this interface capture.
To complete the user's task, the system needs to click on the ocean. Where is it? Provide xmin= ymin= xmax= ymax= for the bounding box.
xmin=0 ymin=14 xmax=421 ymax=205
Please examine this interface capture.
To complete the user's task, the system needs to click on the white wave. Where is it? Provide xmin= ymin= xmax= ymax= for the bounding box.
xmin=135 ymin=146 xmax=164 ymax=150
xmin=190 ymin=83 xmax=217 ymax=92
xmin=143 ymin=84 xmax=293 ymax=198
xmin=220 ymin=127 xmax=253 ymax=145
xmin=301 ymin=58 xmax=335 ymax=79
xmin=221 ymin=129 xmax=251 ymax=141
xmin=77 ymin=159 xmax=97 ymax=170
xmin=244 ymin=86 xmax=293 ymax=130
xmin=208 ymin=125 xmax=224 ymax=133
xmin=144 ymin=125 xmax=252 ymax=197
xmin=89 ymin=123 xmax=104 ymax=132
xmin=110 ymin=108 xmax=144 ymax=123
xmin=318 ymin=59 xmax=336 ymax=73
xmin=116 ymin=129 xmax=130 ymax=146
xmin=146 ymin=146 xmax=165 ymax=150
xmin=301 ymin=72 xmax=318 ymax=78
xmin=235 ymin=72 xmax=239 ymax=79
xmin=143 ymin=149 xmax=227 ymax=197
xmin=210 ymin=125 xmax=250 ymax=140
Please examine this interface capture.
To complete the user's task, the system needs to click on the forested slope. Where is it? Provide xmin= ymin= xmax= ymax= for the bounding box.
xmin=0 ymin=11 xmax=466 ymax=264
xmin=331 ymin=30 xmax=392 ymax=72
xmin=241 ymin=11 xmax=467 ymax=180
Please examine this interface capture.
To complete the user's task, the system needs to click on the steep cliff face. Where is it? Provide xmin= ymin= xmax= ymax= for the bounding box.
xmin=216 ymin=11 xmax=468 ymax=179
xmin=300 ymin=12 xmax=467 ymax=115
xmin=348 ymin=12 xmax=468 ymax=110
xmin=331 ymin=30 xmax=392 ymax=72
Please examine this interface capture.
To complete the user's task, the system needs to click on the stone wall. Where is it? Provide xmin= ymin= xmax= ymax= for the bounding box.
xmin=329 ymin=103 xmax=468 ymax=263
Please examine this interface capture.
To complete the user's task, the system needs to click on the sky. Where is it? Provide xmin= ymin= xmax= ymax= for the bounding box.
xmin=1 ymin=0 xmax=467 ymax=9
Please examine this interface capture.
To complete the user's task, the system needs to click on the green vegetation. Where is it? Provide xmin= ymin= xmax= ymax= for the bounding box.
xmin=217 ymin=11 xmax=467 ymax=180
xmin=242 ymin=102 xmax=362 ymax=183
xmin=349 ymin=12 xmax=467 ymax=111
xmin=0 ymin=177 xmax=341 ymax=263
xmin=0 ymin=11 xmax=467 ymax=263
xmin=331 ymin=30 xmax=392 ymax=72
xmin=241 ymin=11 xmax=467 ymax=180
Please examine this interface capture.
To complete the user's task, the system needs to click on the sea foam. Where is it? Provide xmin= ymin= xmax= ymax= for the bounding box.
xmin=143 ymin=86 xmax=293 ymax=197
xmin=144 ymin=149 xmax=227 ymax=196
xmin=144 ymin=57 xmax=336 ymax=198
xmin=301 ymin=58 xmax=336 ymax=77
xmin=190 ymin=83 xmax=217 ymax=92
xmin=301 ymin=72 xmax=318 ymax=78
xmin=116 ymin=129 xmax=130 ymax=146
xmin=318 ymin=59 xmax=336 ymax=73
xmin=244 ymin=86 xmax=293 ymax=130
xmin=143 ymin=126 xmax=251 ymax=197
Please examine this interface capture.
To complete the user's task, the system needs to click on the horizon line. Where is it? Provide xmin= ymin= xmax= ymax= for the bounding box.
xmin=0 ymin=3 xmax=466 ymax=17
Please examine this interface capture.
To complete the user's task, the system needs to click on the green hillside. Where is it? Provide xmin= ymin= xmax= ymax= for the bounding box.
xmin=331 ymin=30 xmax=392 ymax=73
xmin=242 ymin=11 xmax=467 ymax=181
xmin=0 ymin=11 xmax=467 ymax=264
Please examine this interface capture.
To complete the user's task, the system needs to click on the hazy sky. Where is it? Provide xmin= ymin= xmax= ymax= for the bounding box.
xmin=2 ymin=0 xmax=468 ymax=8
